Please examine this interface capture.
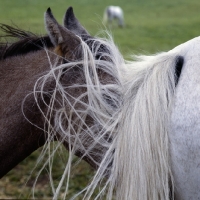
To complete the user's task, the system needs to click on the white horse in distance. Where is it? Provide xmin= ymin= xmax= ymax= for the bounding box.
xmin=103 ymin=6 xmax=125 ymax=28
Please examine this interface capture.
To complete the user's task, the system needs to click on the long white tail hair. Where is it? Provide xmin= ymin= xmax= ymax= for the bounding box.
xmin=33 ymin=32 xmax=179 ymax=200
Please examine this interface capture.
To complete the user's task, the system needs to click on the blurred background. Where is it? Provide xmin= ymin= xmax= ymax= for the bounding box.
xmin=0 ymin=0 xmax=200 ymax=198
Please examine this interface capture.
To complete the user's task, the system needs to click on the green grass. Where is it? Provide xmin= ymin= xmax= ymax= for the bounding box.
xmin=1 ymin=0 xmax=200 ymax=56
xmin=0 ymin=0 xmax=200 ymax=198
xmin=0 ymin=146 xmax=95 ymax=199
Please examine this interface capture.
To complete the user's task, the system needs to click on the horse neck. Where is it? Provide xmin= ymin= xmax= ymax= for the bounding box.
xmin=0 ymin=49 xmax=57 ymax=177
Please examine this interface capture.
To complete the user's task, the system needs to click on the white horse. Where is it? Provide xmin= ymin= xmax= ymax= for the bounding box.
xmin=169 ymin=38 xmax=200 ymax=200
xmin=103 ymin=6 xmax=124 ymax=28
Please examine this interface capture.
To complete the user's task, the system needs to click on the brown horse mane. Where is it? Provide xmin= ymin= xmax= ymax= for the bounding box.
xmin=0 ymin=24 xmax=53 ymax=60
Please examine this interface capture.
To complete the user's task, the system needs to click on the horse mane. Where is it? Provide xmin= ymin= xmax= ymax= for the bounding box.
xmin=0 ymin=24 xmax=53 ymax=59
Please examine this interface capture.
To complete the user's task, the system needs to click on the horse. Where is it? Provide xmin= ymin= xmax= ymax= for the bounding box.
xmin=0 ymin=6 xmax=122 ymax=194
xmin=0 ymin=6 xmax=199 ymax=200
xmin=103 ymin=6 xmax=124 ymax=28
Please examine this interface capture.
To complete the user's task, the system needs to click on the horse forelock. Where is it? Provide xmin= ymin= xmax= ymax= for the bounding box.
xmin=0 ymin=24 xmax=53 ymax=59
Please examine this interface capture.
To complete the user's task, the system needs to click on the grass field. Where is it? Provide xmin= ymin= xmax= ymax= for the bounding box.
xmin=0 ymin=0 xmax=200 ymax=198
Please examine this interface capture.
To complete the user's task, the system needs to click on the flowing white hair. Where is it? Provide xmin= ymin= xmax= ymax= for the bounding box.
xmin=33 ymin=32 xmax=179 ymax=200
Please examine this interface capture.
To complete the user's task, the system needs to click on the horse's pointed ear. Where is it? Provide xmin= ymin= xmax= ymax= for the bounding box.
xmin=63 ymin=7 xmax=90 ymax=37
xmin=44 ymin=8 xmax=81 ymax=59
xmin=45 ymin=8 xmax=64 ymax=46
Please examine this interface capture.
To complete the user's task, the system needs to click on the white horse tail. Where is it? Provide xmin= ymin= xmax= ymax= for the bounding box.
xmin=83 ymin=52 xmax=182 ymax=200
xmin=109 ymin=53 xmax=181 ymax=200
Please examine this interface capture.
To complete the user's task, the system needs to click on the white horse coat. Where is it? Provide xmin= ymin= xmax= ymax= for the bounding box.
xmin=170 ymin=37 xmax=200 ymax=200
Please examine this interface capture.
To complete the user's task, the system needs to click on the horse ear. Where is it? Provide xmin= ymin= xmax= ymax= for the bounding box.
xmin=44 ymin=8 xmax=64 ymax=46
xmin=63 ymin=7 xmax=90 ymax=37
xmin=44 ymin=8 xmax=81 ymax=59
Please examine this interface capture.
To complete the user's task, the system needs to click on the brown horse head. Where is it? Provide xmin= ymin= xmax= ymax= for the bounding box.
xmin=0 ymin=7 xmax=122 ymax=180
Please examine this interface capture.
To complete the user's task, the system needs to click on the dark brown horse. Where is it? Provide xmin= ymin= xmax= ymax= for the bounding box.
xmin=0 ymin=7 xmax=121 ymax=185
